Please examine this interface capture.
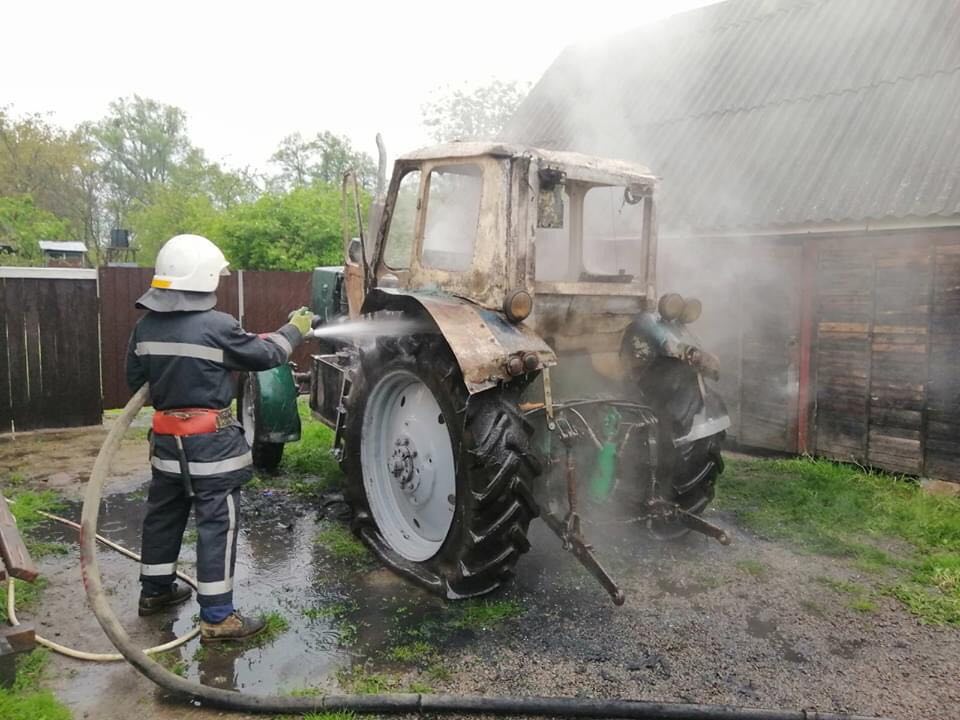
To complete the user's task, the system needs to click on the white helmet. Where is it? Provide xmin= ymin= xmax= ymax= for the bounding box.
xmin=151 ymin=234 xmax=229 ymax=293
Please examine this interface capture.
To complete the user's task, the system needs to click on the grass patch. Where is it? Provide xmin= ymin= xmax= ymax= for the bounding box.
xmin=283 ymin=401 xmax=344 ymax=481
xmin=849 ymin=597 xmax=878 ymax=613
xmin=304 ymin=713 xmax=356 ymax=720
xmin=25 ymin=540 xmax=69 ymax=559
xmin=735 ymin=559 xmax=768 ymax=578
xmin=454 ymin=599 xmax=524 ymax=630
xmin=406 ymin=680 xmax=434 ymax=694
xmin=10 ymin=576 xmax=48 ymax=613
xmin=336 ymin=666 xmax=396 ymax=694
xmin=388 ymin=640 xmax=436 ymax=664
xmin=316 ymin=524 xmax=370 ymax=565
xmin=4 ymin=490 xmax=64 ymax=532
xmin=260 ymin=610 xmax=290 ymax=641
xmin=304 ymin=600 xmax=357 ymax=621
xmin=718 ymin=457 xmax=960 ymax=625
xmin=288 ymin=686 xmax=323 ymax=697
xmin=154 ymin=650 xmax=188 ymax=677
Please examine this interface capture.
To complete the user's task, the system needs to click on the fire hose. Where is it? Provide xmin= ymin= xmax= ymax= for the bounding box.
xmin=77 ymin=383 xmax=891 ymax=720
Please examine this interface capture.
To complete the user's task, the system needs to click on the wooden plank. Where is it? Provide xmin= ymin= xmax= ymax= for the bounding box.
xmin=0 ymin=278 xmax=10 ymax=433
xmin=0 ymin=493 xmax=37 ymax=582
xmin=4 ymin=279 xmax=29 ymax=432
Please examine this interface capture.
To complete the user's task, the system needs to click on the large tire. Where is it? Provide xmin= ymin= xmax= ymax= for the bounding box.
xmin=639 ymin=359 xmax=725 ymax=539
xmin=648 ymin=434 xmax=724 ymax=540
xmin=239 ymin=373 xmax=285 ymax=472
xmin=342 ymin=334 xmax=541 ymax=599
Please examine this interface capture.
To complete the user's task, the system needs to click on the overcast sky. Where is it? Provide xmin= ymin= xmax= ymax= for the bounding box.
xmin=4 ymin=0 xmax=719 ymax=172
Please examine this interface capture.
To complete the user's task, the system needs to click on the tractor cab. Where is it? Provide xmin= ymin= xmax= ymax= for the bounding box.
xmin=360 ymin=143 xmax=658 ymax=314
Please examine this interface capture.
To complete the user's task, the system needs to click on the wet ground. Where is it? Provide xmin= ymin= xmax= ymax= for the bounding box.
xmin=4 ymin=427 xmax=959 ymax=720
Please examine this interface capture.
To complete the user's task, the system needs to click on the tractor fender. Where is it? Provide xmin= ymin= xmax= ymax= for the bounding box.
xmin=364 ymin=289 xmax=557 ymax=394
xmin=243 ymin=364 xmax=301 ymax=444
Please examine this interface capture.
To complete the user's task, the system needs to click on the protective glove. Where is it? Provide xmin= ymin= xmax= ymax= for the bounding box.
xmin=289 ymin=307 xmax=314 ymax=337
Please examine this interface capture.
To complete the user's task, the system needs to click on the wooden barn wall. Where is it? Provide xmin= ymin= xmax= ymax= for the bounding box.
xmin=660 ymin=226 xmax=960 ymax=482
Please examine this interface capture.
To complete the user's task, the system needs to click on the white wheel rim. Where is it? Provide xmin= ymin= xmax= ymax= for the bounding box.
xmin=360 ymin=369 xmax=456 ymax=562
xmin=241 ymin=375 xmax=256 ymax=446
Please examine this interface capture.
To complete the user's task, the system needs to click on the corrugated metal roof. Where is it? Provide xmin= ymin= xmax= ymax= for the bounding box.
xmin=38 ymin=241 xmax=88 ymax=253
xmin=503 ymin=0 xmax=960 ymax=232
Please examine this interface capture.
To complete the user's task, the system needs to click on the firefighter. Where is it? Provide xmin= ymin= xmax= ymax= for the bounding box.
xmin=126 ymin=234 xmax=314 ymax=642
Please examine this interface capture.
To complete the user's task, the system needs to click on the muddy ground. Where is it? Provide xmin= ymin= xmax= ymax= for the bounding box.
xmin=2 ymin=423 xmax=958 ymax=720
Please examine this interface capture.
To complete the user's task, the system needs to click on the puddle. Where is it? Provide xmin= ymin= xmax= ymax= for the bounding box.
xmin=29 ymin=485 xmax=447 ymax=705
xmin=746 ymin=613 xmax=805 ymax=663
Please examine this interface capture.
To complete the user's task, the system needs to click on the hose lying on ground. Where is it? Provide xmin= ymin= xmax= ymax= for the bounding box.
xmin=4 ymin=504 xmax=200 ymax=662
xmin=78 ymin=383 xmax=891 ymax=720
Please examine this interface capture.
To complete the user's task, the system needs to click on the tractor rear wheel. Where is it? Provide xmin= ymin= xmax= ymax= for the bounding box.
xmin=648 ymin=435 xmax=724 ymax=540
xmin=343 ymin=335 xmax=541 ymax=599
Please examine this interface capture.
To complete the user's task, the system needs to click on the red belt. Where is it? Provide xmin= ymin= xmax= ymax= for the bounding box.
xmin=152 ymin=408 xmax=233 ymax=437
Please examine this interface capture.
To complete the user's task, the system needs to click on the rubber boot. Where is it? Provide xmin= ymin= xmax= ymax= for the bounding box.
xmin=199 ymin=611 xmax=267 ymax=643
xmin=138 ymin=582 xmax=192 ymax=616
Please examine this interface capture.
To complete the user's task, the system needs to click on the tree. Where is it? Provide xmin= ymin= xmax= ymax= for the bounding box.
xmin=421 ymin=79 xmax=530 ymax=143
xmin=269 ymin=131 xmax=376 ymax=190
xmin=127 ymin=185 xmax=222 ymax=264
xmin=0 ymin=108 xmax=98 ymax=246
xmin=218 ymin=182 xmax=366 ymax=271
xmin=91 ymin=95 xmax=194 ymax=227
xmin=0 ymin=195 xmax=71 ymax=265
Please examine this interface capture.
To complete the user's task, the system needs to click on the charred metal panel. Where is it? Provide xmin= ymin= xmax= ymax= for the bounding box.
xmin=365 ymin=289 xmax=556 ymax=394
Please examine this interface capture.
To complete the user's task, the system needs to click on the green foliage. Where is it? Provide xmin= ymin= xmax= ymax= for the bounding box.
xmin=0 ymin=107 xmax=97 ymax=250
xmin=0 ymin=195 xmax=71 ymax=264
xmin=735 ymin=559 xmax=768 ymax=578
xmin=719 ymin=457 xmax=960 ymax=624
xmin=303 ymin=713 xmax=356 ymax=720
xmin=6 ymin=490 xmax=64 ymax=532
xmin=270 ymin=131 xmax=376 ymax=190
xmin=153 ymin=650 xmax=188 ymax=677
xmin=336 ymin=666 xmax=395 ymax=694
xmin=388 ymin=640 xmax=436 ymax=665
xmin=453 ymin=599 xmax=524 ymax=630
xmin=422 ymin=80 xmax=530 ymax=142
xmin=303 ymin=600 xmax=356 ymax=621
xmin=315 ymin=524 xmax=370 ymax=566
xmin=261 ymin=610 xmax=291 ymax=640
xmin=218 ymin=182 xmax=355 ymax=271
xmin=283 ymin=401 xmax=343 ymax=479
xmin=0 ymin=650 xmax=71 ymax=720
xmin=127 ymin=184 xmax=221 ymax=263
xmin=3 ymin=98 xmax=368 ymax=271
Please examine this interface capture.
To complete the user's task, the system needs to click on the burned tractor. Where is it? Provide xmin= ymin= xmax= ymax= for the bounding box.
xmin=241 ymin=142 xmax=731 ymax=604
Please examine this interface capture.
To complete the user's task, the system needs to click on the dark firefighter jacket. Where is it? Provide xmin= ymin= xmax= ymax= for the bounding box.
xmin=126 ymin=288 xmax=303 ymax=489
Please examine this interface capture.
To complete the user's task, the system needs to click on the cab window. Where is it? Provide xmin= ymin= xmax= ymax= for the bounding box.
xmin=421 ymin=164 xmax=482 ymax=272
xmin=582 ymin=185 xmax=645 ymax=280
xmin=383 ymin=170 xmax=421 ymax=270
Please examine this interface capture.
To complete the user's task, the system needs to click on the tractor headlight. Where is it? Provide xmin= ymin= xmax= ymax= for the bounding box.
xmin=504 ymin=289 xmax=533 ymax=323
xmin=680 ymin=297 xmax=702 ymax=324
xmin=658 ymin=293 xmax=685 ymax=322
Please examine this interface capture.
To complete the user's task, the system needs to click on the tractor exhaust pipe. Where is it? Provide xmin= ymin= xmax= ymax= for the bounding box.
xmin=78 ymin=385 xmax=890 ymax=720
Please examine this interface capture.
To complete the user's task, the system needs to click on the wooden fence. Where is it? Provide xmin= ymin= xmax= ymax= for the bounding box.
xmin=99 ymin=267 xmax=311 ymax=409
xmin=0 ymin=268 xmax=101 ymax=431
xmin=662 ymin=226 xmax=960 ymax=483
